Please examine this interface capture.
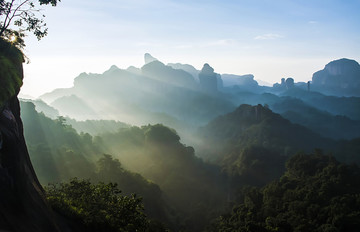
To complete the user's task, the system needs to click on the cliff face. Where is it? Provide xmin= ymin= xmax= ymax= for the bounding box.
xmin=0 ymin=39 xmax=61 ymax=231
xmin=312 ymin=58 xmax=360 ymax=96
xmin=198 ymin=63 xmax=218 ymax=93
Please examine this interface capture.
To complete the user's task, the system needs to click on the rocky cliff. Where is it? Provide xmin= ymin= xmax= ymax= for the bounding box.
xmin=312 ymin=58 xmax=360 ymax=96
xmin=0 ymin=39 xmax=61 ymax=231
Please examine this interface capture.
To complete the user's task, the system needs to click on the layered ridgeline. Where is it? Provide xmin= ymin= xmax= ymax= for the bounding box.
xmin=37 ymin=55 xmax=360 ymax=142
xmin=15 ymin=53 xmax=360 ymax=231
xmin=21 ymin=101 xmax=227 ymax=231
xmin=21 ymin=102 xmax=174 ymax=230
xmin=40 ymin=54 xmax=234 ymax=129
xmin=197 ymin=104 xmax=360 ymax=186
xmin=20 ymin=100 xmax=360 ymax=231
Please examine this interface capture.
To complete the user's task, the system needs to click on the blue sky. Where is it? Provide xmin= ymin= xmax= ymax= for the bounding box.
xmin=21 ymin=0 xmax=360 ymax=97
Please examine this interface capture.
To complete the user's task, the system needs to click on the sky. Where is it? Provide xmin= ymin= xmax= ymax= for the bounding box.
xmin=20 ymin=0 xmax=360 ymax=98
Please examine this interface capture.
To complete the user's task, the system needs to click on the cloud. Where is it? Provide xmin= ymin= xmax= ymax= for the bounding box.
xmin=308 ymin=21 xmax=318 ymax=24
xmin=254 ymin=33 xmax=283 ymax=40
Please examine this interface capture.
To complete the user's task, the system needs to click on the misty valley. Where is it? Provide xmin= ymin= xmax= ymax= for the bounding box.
xmin=17 ymin=54 xmax=360 ymax=231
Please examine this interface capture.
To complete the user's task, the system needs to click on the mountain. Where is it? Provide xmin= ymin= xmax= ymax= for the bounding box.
xmin=97 ymin=124 xmax=227 ymax=231
xmin=39 ymin=61 xmax=235 ymax=136
xmin=167 ymin=62 xmax=200 ymax=81
xmin=280 ymin=88 xmax=360 ymax=120
xmin=65 ymin=118 xmax=130 ymax=135
xmin=198 ymin=63 xmax=219 ymax=93
xmin=198 ymin=104 xmax=333 ymax=162
xmin=221 ymin=74 xmax=258 ymax=88
xmin=51 ymin=94 xmax=97 ymax=120
xmin=141 ymin=60 xmax=198 ymax=89
xmin=312 ymin=58 xmax=360 ymax=96
xmin=144 ymin=53 xmax=158 ymax=64
xmin=20 ymin=98 xmax=59 ymax=119
xmin=40 ymin=87 xmax=74 ymax=104
xmin=20 ymin=101 xmax=174 ymax=228
xmin=271 ymin=97 xmax=360 ymax=140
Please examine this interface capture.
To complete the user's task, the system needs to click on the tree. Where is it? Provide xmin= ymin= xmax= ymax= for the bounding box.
xmin=0 ymin=0 xmax=59 ymax=47
xmin=209 ymin=152 xmax=360 ymax=232
xmin=45 ymin=179 xmax=168 ymax=231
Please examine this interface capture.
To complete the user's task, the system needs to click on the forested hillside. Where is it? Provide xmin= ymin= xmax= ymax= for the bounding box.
xmin=20 ymin=99 xmax=360 ymax=231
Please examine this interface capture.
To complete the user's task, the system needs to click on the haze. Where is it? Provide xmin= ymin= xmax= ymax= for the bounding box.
xmin=21 ymin=0 xmax=360 ymax=97
xmin=2 ymin=0 xmax=360 ymax=230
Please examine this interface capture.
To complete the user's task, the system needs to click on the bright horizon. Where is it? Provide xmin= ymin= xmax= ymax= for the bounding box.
xmin=20 ymin=0 xmax=360 ymax=98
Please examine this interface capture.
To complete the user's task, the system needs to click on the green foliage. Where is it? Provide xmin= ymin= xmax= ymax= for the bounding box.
xmin=65 ymin=118 xmax=129 ymax=135
xmin=0 ymin=38 xmax=23 ymax=107
xmin=144 ymin=124 xmax=180 ymax=144
xmin=20 ymin=105 xmax=171 ymax=228
xmin=96 ymin=124 xmax=227 ymax=231
xmin=209 ymin=152 xmax=360 ymax=232
xmin=0 ymin=0 xmax=60 ymax=46
xmin=93 ymin=154 xmax=171 ymax=228
xmin=223 ymin=145 xmax=286 ymax=187
xmin=21 ymin=101 xmax=98 ymax=182
xmin=46 ymin=179 xmax=162 ymax=232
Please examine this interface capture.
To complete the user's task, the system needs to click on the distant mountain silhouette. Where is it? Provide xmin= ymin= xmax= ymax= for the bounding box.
xmin=167 ymin=63 xmax=200 ymax=81
xmin=221 ymin=74 xmax=258 ymax=88
xmin=312 ymin=58 xmax=360 ymax=96
xmin=144 ymin=53 xmax=158 ymax=64
xmin=20 ymin=98 xmax=59 ymax=119
xmin=51 ymin=94 xmax=97 ymax=120
xmin=39 ymin=62 xmax=235 ymax=135
xmin=198 ymin=63 xmax=219 ymax=93
xmin=271 ymin=97 xmax=360 ymax=140
xmin=126 ymin=65 xmax=142 ymax=75
xmin=39 ymin=55 xmax=360 ymax=143
xmin=142 ymin=60 xmax=198 ymax=89
xmin=280 ymin=88 xmax=360 ymax=120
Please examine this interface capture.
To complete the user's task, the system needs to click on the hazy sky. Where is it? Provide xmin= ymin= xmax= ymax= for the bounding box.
xmin=21 ymin=0 xmax=360 ymax=97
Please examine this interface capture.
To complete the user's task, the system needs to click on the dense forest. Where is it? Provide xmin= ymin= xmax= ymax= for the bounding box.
xmin=1 ymin=0 xmax=360 ymax=231
xmin=20 ymin=97 xmax=360 ymax=231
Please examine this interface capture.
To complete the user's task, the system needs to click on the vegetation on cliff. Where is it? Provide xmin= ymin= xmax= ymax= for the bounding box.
xmin=0 ymin=38 xmax=23 ymax=107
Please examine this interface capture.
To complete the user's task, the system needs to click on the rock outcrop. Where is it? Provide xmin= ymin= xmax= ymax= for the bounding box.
xmin=273 ymin=77 xmax=295 ymax=90
xmin=312 ymin=58 xmax=360 ymax=96
xmin=221 ymin=74 xmax=258 ymax=88
xmin=144 ymin=53 xmax=158 ymax=64
xmin=0 ymin=39 xmax=61 ymax=231
xmin=198 ymin=63 xmax=218 ymax=93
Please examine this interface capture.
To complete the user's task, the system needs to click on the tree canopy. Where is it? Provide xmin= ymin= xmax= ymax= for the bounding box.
xmin=0 ymin=0 xmax=60 ymax=47
xmin=45 ymin=179 xmax=167 ymax=232
xmin=209 ymin=152 xmax=360 ymax=232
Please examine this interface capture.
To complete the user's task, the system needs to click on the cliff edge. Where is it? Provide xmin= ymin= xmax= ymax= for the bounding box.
xmin=0 ymin=39 xmax=61 ymax=231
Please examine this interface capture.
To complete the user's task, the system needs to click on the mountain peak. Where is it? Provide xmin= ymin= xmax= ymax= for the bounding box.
xmin=109 ymin=65 xmax=120 ymax=71
xmin=324 ymin=58 xmax=360 ymax=75
xmin=312 ymin=58 xmax=360 ymax=95
xmin=144 ymin=53 xmax=158 ymax=64
xmin=200 ymin=63 xmax=215 ymax=75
